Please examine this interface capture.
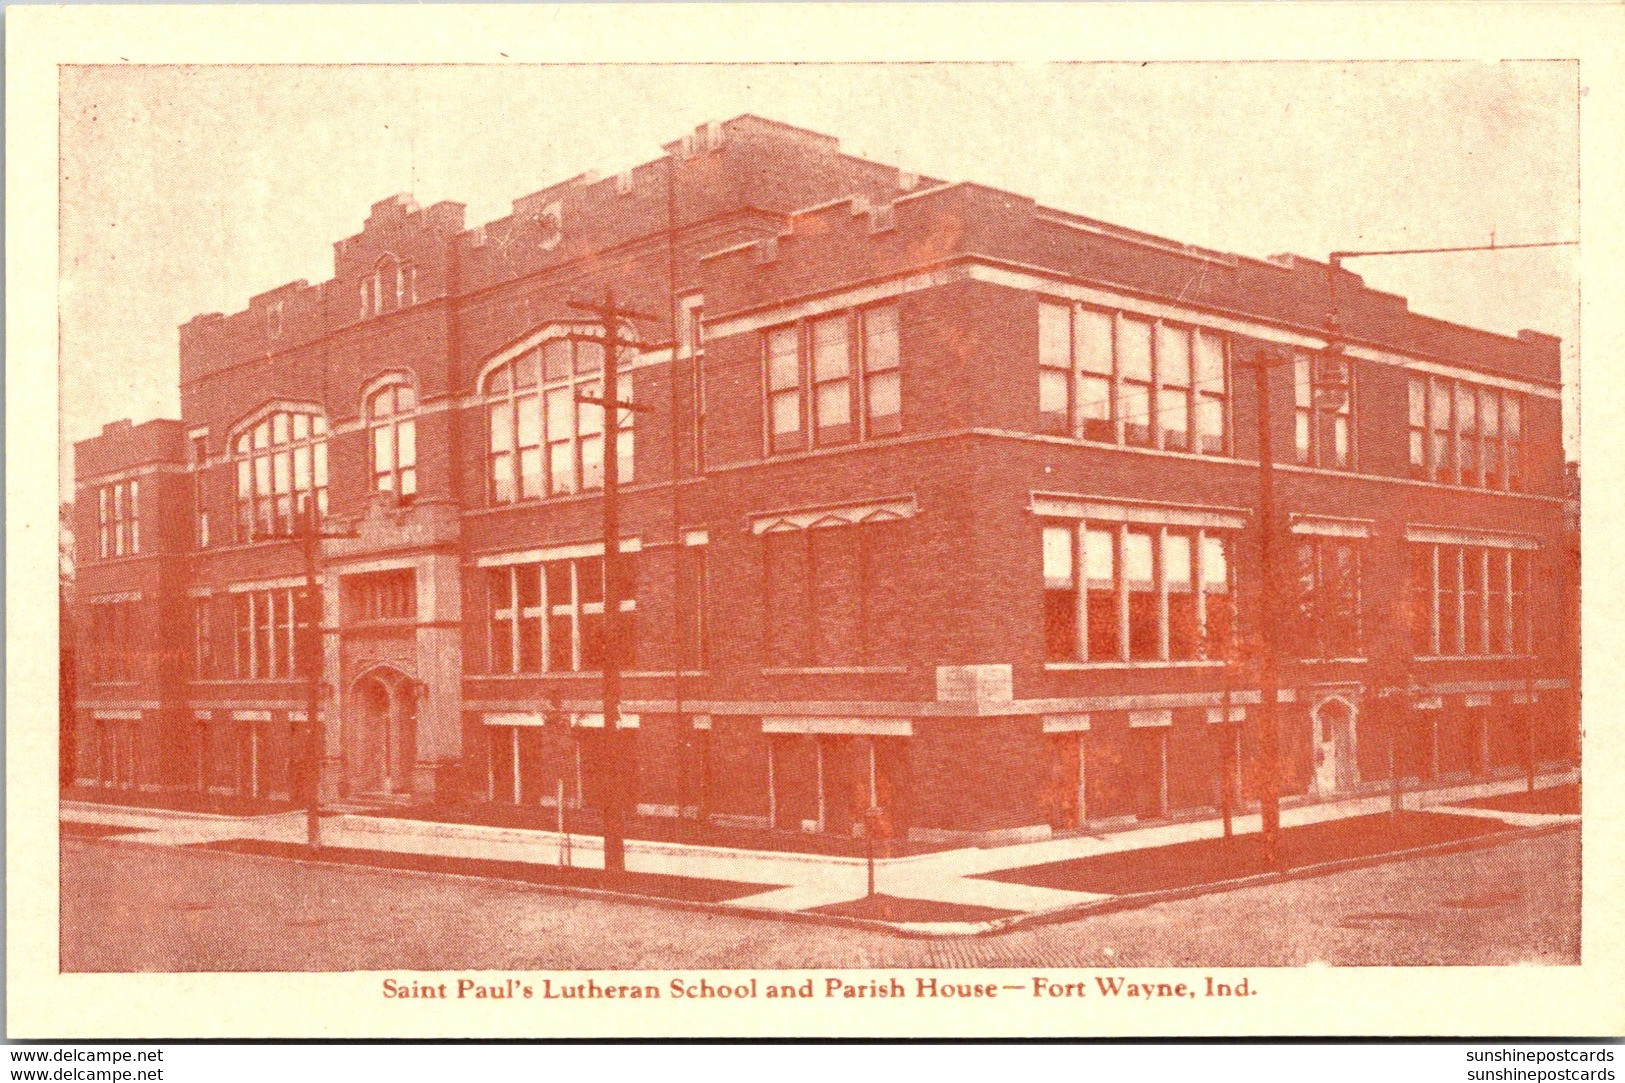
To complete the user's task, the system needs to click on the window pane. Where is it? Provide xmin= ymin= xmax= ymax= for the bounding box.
xmin=398 ymin=419 xmax=416 ymax=468
xmin=293 ymin=413 xmax=311 ymax=440
xmin=864 ymin=306 xmax=900 ymax=372
xmin=373 ymin=424 xmax=395 ymax=473
xmin=512 ymin=351 xmax=538 ymax=390
xmin=1166 ymin=532 xmax=1196 ymax=659
xmin=1123 ymin=531 xmax=1154 ymax=586
xmin=771 ymin=390 xmax=801 ymax=435
xmin=577 ymin=383 xmax=604 ymax=437
xmin=1120 ymin=383 xmax=1152 ymax=446
xmin=811 ymin=317 xmax=849 ymax=381
xmin=1079 ymin=375 xmax=1113 ymax=442
xmin=491 ymin=452 xmax=515 ymax=503
xmin=1331 ymin=415 xmax=1350 ymax=469
xmin=541 ymin=340 xmax=571 ymax=382
xmin=254 ymin=421 xmax=270 ymax=449
xmin=1193 ymin=330 xmax=1225 ymax=390
xmin=272 ymin=413 xmax=289 ymax=445
xmin=507 ymin=445 xmax=535 ymax=499
xmin=1039 ymin=304 xmax=1071 ymax=370
xmin=575 ymin=341 xmax=604 ymax=375
xmin=1162 ymin=389 xmax=1190 ymax=451
xmin=1504 ymin=394 xmax=1522 ymax=440
xmin=1408 ymin=378 xmax=1426 ymax=427
xmin=1077 ymin=308 xmax=1114 ymax=377
xmin=1084 ymin=529 xmax=1118 ymax=662
xmin=1295 ymin=411 xmax=1311 ymax=465
xmin=1479 ymin=388 xmax=1499 ymax=438
xmin=767 ymin=329 xmax=799 ymax=390
xmin=548 ymin=442 xmax=574 ymax=494
xmin=490 ymin=401 xmax=512 ymax=453
xmin=580 ymin=434 xmax=603 ymax=490
xmin=1431 ymin=379 xmax=1452 ymax=430
xmin=867 ymin=371 xmax=901 ymax=428
xmin=1039 ymin=369 xmax=1070 ymax=433
xmin=1294 ymin=359 xmax=1313 ymax=409
xmin=1119 ymin=319 xmax=1152 ymax=383
xmin=578 ymin=557 xmax=605 ymax=604
xmin=1125 ymin=530 xmax=1157 ymax=660
xmin=254 ymin=456 xmax=271 ymax=498
xmin=1456 ymin=384 xmax=1476 ymax=434
xmin=816 ymin=380 xmax=851 ymax=430
xmin=1043 ymin=526 xmax=1075 ymax=589
xmin=293 ymin=445 xmax=311 ymax=491
xmin=313 ymin=442 xmax=327 ymax=488
xmin=1196 ymin=394 xmax=1225 ymax=453
xmin=545 ymin=387 xmax=574 ymax=439
xmin=1157 ymin=324 xmax=1192 ymax=388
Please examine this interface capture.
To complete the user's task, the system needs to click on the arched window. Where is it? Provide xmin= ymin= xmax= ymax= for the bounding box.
xmin=368 ymin=381 xmax=417 ymax=498
xmin=359 ymin=255 xmax=417 ymax=319
xmin=482 ymin=335 xmax=634 ymax=505
xmin=231 ymin=408 xmax=328 ymax=540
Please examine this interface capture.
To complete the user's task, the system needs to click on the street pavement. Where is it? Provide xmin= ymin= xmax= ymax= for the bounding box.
xmin=60 ymin=827 xmax=1580 ymax=970
xmin=60 ymin=769 xmax=1579 ymax=932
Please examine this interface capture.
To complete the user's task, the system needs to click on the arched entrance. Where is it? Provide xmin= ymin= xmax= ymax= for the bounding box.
xmin=1310 ymin=694 xmax=1358 ymax=797
xmin=345 ymin=666 xmax=418 ymax=797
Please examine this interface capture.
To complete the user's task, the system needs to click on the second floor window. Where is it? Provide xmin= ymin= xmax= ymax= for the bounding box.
xmin=1293 ymin=536 xmax=1363 ymax=659
xmin=484 ymin=338 xmax=633 ymax=505
xmin=764 ymin=305 xmax=901 ymax=455
xmin=233 ymin=410 xmax=328 ymax=540
xmin=1408 ymin=375 xmax=1526 ymax=490
xmin=368 ymin=383 xmax=418 ymax=497
xmin=96 ymin=480 xmax=139 ymax=559
xmin=1043 ymin=522 xmax=1234 ymax=664
xmin=1294 ymin=356 xmax=1353 ymax=469
xmin=1039 ymin=302 xmax=1229 ymax=455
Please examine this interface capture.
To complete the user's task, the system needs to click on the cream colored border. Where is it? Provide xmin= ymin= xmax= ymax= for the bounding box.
xmin=8 ymin=3 xmax=1623 ymax=1041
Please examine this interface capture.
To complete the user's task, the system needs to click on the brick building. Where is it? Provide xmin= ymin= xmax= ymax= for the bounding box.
xmin=70 ymin=115 xmax=1577 ymax=843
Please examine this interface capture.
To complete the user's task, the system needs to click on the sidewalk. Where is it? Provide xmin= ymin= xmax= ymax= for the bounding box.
xmin=61 ymin=768 xmax=1579 ymax=934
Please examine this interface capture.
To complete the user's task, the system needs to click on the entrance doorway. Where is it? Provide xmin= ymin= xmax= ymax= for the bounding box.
xmin=347 ymin=669 xmax=418 ymax=797
xmin=1311 ymin=695 xmax=1357 ymax=797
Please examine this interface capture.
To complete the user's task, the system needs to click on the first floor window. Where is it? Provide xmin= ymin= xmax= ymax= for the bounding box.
xmin=1293 ymin=537 xmax=1363 ymax=659
xmin=763 ymin=520 xmax=907 ymax=667
xmin=1043 ymin=521 xmax=1234 ymax=663
xmin=487 ymin=554 xmax=637 ymax=673
xmin=1409 ymin=542 xmax=1532 ymax=657
xmin=87 ymin=600 xmax=138 ymax=682
xmin=232 ymin=588 xmax=315 ymax=679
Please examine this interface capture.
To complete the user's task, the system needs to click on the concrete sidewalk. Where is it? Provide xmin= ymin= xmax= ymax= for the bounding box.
xmin=61 ymin=768 xmax=1578 ymax=929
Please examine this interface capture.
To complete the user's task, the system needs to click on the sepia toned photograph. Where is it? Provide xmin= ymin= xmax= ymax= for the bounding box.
xmin=52 ymin=59 xmax=1584 ymax=979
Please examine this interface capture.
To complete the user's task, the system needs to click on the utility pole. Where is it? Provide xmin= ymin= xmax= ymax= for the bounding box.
xmin=1246 ymin=344 xmax=1289 ymax=869
xmin=569 ymin=288 xmax=656 ymax=879
xmin=262 ymin=497 xmax=356 ymax=850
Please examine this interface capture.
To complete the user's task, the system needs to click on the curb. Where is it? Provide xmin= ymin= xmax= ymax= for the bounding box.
xmin=969 ymin=818 xmax=1581 ymax=939
xmin=60 ymin=800 xmax=299 ymax=826
xmin=333 ymin=812 xmax=963 ymax=871
xmin=65 ymin=815 xmax=1578 ymax=943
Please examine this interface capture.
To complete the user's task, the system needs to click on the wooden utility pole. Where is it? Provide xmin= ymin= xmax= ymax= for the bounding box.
xmin=262 ymin=498 xmax=356 ymax=850
xmin=1249 ymin=346 xmax=1286 ymax=869
xmin=569 ymin=288 xmax=656 ymax=878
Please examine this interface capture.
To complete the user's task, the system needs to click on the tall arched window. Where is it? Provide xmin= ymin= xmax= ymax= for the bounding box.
xmin=232 ymin=408 xmax=328 ymax=540
xmin=368 ymin=381 xmax=418 ymax=497
xmin=483 ymin=335 xmax=634 ymax=505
